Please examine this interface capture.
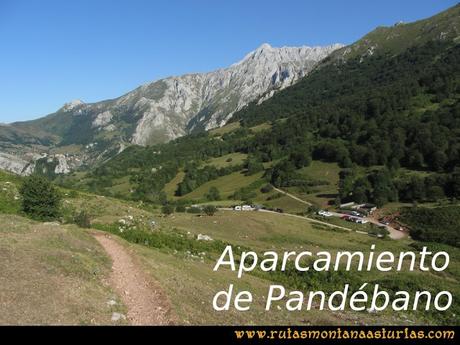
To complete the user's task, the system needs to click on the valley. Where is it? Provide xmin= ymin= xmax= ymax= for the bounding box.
xmin=1 ymin=168 xmax=459 ymax=325
xmin=0 ymin=43 xmax=342 ymax=175
xmin=0 ymin=3 xmax=459 ymax=327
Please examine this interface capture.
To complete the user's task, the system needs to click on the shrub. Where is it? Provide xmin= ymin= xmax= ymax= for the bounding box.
xmin=68 ymin=190 xmax=79 ymax=198
xmin=187 ymin=206 xmax=202 ymax=214
xmin=260 ymin=184 xmax=274 ymax=193
xmin=74 ymin=210 xmax=91 ymax=228
xmin=307 ymin=204 xmax=320 ymax=214
xmin=203 ymin=205 xmax=217 ymax=216
xmin=19 ymin=175 xmax=61 ymax=221
xmin=175 ymin=204 xmax=186 ymax=212
xmin=161 ymin=204 xmax=175 ymax=215
xmin=245 ymin=158 xmax=264 ymax=175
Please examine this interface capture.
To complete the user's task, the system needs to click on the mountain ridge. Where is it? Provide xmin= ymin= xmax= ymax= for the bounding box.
xmin=0 ymin=42 xmax=342 ymax=175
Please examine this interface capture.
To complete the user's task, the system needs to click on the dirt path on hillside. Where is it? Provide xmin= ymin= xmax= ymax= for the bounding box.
xmin=93 ymin=233 xmax=173 ymax=325
xmin=258 ymin=209 xmax=353 ymax=231
xmin=273 ymin=187 xmax=313 ymax=206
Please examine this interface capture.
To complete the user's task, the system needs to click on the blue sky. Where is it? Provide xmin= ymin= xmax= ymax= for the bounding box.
xmin=0 ymin=0 xmax=456 ymax=123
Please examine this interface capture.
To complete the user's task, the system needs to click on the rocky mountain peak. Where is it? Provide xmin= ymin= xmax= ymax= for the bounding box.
xmin=126 ymin=42 xmax=343 ymax=145
xmin=0 ymin=42 xmax=343 ymax=175
xmin=62 ymin=99 xmax=85 ymax=112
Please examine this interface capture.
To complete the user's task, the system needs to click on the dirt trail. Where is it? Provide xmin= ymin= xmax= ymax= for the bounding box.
xmin=93 ymin=233 xmax=173 ymax=325
xmin=273 ymin=187 xmax=313 ymax=206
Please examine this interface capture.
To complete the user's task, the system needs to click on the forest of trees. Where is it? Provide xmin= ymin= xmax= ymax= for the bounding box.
xmin=76 ymin=39 xmax=460 ymax=207
xmin=176 ymin=163 xmax=243 ymax=196
xmin=235 ymin=41 xmax=460 ymax=171
xmin=338 ymin=167 xmax=460 ymax=206
xmin=400 ymin=206 xmax=460 ymax=246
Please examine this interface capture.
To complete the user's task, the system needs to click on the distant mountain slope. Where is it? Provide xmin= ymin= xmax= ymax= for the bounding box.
xmin=0 ymin=43 xmax=341 ymax=175
xmin=332 ymin=3 xmax=460 ymax=60
xmin=69 ymin=4 xmax=460 ymax=209
xmin=232 ymin=4 xmax=460 ymax=126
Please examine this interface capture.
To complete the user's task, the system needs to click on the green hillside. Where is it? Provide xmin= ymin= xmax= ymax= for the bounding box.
xmin=2 ymin=2 xmax=460 ymax=328
xmin=70 ymin=36 xmax=460 ymax=212
xmin=2 ymin=169 xmax=460 ymax=325
xmin=0 ymin=213 xmax=127 ymax=325
xmin=330 ymin=3 xmax=460 ymax=60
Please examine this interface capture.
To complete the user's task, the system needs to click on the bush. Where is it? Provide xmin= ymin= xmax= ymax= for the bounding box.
xmin=175 ymin=205 xmax=186 ymax=212
xmin=74 ymin=210 xmax=91 ymax=228
xmin=307 ymin=205 xmax=320 ymax=214
xmin=203 ymin=205 xmax=217 ymax=216
xmin=187 ymin=206 xmax=202 ymax=214
xmin=161 ymin=204 xmax=175 ymax=215
xmin=260 ymin=184 xmax=274 ymax=193
xmin=68 ymin=190 xmax=79 ymax=198
xmin=246 ymin=158 xmax=264 ymax=175
xmin=19 ymin=175 xmax=61 ymax=221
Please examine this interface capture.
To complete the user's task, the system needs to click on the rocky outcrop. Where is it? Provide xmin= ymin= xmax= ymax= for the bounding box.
xmin=45 ymin=42 xmax=342 ymax=147
xmin=127 ymin=43 xmax=343 ymax=145
xmin=0 ymin=153 xmax=34 ymax=176
xmin=0 ymin=42 xmax=342 ymax=175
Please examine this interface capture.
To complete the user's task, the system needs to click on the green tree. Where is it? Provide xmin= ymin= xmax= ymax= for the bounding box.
xmin=158 ymin=191 xmax=168 ymax=205
xmin=352 ymin=176 xmax=371 ymax=203
xmin=426 ymin=185 xmax=445 ymax=201
xmin=289 ymin=151 xmax=311 ymax=169
xmin=429 ymin=151 xmax=448 ymax=171
xmin=246 ymin=158 xmax=264 ymax=175
xmin=339 ymin=170 xmax=356 ymax=200
xmin=74 ymin=210 xmax=91 ymax=228
xmin=205 ymin=186 xmax=221 ymax=201
xmin=175 ymin=204 xmax=186 ymax=212
xmin=161 ymin=204 xmax=175 ymax=216
xmin=307 ymin=204 xmax=320 ymax=214
xmin=19 ymin=175 xmax=61 ymax=221
xmin=203 ymin=205 xmax=217 ymax=216
xmin=260 ymin=184 xmax=274 ymax=193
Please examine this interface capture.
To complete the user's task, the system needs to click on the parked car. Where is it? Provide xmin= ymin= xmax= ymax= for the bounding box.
xmin=318 ymin=210 xmax=333 ymax=217
xmin=242 ymin=205 xmax=255 ymax=211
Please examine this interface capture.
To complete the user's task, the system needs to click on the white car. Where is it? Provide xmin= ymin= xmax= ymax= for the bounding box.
xmin=242 ymin=205 xmax=254 ymax=211
xmin=318 ymin=210 xmax=333 ymax=217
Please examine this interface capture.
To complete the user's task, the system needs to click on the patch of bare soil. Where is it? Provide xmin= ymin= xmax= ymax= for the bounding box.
xmin=93 ymin=233 xmax=174 ymax=325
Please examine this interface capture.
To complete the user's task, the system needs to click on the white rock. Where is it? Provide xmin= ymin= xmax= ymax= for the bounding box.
xmin=92 ymin=111 xmax=113 ymax=128
xmin=111 ymin=312 xmax=126 ymax=322
xmin=107 ymin=300 xmax=117 ymax=306
xmin=54 ymin=154 xmax=71 ymax=174
xmin=197 ymin=234 xmax=213 ymax=241
xmin=62 ymin=99 xmax=85 ymax=112
xmin=0 ymin=153 xmax=34 ymax=176
xmin=125 ymin=43 xmax=343 ymax=145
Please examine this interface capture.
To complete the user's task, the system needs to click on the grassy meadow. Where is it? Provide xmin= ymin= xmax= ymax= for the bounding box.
xmin=1 ymin=169 xmax=459 ymax=325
